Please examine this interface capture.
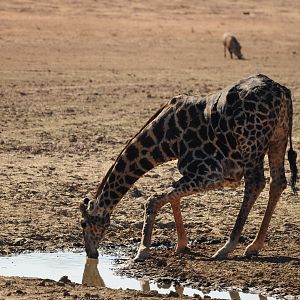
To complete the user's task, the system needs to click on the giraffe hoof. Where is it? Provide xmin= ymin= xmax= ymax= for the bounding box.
xmin=175 ymin=245 xmax=188 ymax=254
xmin=133 ymin=248 xmax=150 ymax=262
xmin=245 ymin=251 xmax=259 ymax=258
xmin=212 ymin=248 xmax=229 ymax=259
xmin=244 ymin=245 xmax=260 ymax=257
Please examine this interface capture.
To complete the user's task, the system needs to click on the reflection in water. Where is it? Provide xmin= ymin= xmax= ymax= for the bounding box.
xmin=82 ymin=257 xmax=105 ymax=287
xmin=140 ymin=280 xmax=150 ymax=292
xmin=81 ymin=259 xmax=186 ymax=295
xmin=228 ymin=290 xmax=267 ymax=300
xmin=81 ymin=258 xmax=189 ymax=296
xmin=0 ymin=252 xmax=276 ymax=300
xmin=229 ymin=290 xmax=241 ymax=300
xmin=81 ymin=258 xmax=270 ymax=300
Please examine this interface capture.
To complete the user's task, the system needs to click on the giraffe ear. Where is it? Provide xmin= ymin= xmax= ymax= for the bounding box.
xmin=80 ymin=203 xmax=88 ymax=217
xmin=80 ymin=198 xmax=90 ymax=218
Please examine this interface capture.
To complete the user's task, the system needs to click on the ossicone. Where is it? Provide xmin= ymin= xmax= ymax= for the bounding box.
xmin=80 ymin=197 xmax=90 ymax=218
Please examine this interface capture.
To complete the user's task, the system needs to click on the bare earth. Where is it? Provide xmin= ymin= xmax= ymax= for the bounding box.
xmin=0 ymin=1 xmax=300 ymax=299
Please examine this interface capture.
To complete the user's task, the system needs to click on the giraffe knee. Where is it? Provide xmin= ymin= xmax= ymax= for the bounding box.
xmin=144 ymin=200 xmax=156 ymax=215
xmin=144 ymin=194 xmax=164 ymax=215
xmin=256 ymin=177 xmax=266 ymax=194
xmin=270 ymin=176 xmax=287 ymax=193
xmin=280 ymin=177 xmax=287 ymax=191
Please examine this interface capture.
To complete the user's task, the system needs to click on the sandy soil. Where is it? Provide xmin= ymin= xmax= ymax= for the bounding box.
xmin=0 ymin=0 xmax=300 ymax=299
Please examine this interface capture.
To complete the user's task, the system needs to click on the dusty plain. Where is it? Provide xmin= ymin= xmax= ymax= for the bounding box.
xmin=0 ymin=0 xmax=300 ymax=299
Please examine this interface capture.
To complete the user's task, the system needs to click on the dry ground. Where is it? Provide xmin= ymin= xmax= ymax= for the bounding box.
xmin=0 ymin=0 xmax=300 ymax=299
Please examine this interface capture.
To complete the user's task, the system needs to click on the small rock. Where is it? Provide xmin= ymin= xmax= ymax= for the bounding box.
xmin=31 ymin=234 xmax=49 ymax=241
xmin=146 ymin=291 xmax=159 ymax=296
xmin=37 ymin=280 xmax=46 ymax=286
xmin=15 ymin=289 xmax=25 ymax=295
xmin=129 ymin=237 xmax=141 ymax=243
xmin=254 ymin=271 xmax=264 ymax=277
xmin=158 ymin=221 xmax=175 ymax=229
xmin=13 ymin=238 xmax=26 ymax=246
xmin=168 ymin=291 xmax=179 ymax=297
xmin=57 ymin=281 xmax=65 ymax=286
xmin=156 ymin=259 xmax=167 ymax=267
xmin=94 ymin=135 xmax=104 ymax=142
xmin=59 ymin=276 xmax=72 ymax=284
xmin=207 ymin=238 xmax=222 ymax=244
xmin=69 ymin=135 xmax=77 ymax=143
xmin=63 ymin=290 xmax=70 ymax=297
xmin=73 ymin=242 xmax=83 ymax=247
xmin=192 ymin=236 xmax=207 ymax=244
xmin=130 ymin=187 xmax=144 ymax=198
xmin=132 ymin=222 xmax=144 ymax=229
xmin=289 ymin=260 xmax=300 ymax=266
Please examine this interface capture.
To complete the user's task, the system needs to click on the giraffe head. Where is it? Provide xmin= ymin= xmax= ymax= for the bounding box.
xmin=80 ymin=197 xmax=110 ymax=258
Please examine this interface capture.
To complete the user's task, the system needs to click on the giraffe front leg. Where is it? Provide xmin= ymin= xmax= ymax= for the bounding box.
xmin=135 ymin=173 xmax=225 ymax=261
xmin=134 ymin=203 xmax=156 ymax=261
xmin=170 ymin=199 xmax=188 ymax=254
xmin=134 ymin=193 xmax=168 ymax=261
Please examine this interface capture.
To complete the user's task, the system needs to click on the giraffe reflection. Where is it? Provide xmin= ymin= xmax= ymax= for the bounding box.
xmin=81 ymin=259 xmax=269 ymax=299
xmin=82 ymin=257 xmax=105 ymax=287
xmin=229 ymin=290 xmax=267 ymax=300
xmin=81 ymin=258 xmax=185 ymax=295
xmin=81 ymin=258 xmax=154 ymax=292
xmin=157 ymin=281 xmax=184 ymax=296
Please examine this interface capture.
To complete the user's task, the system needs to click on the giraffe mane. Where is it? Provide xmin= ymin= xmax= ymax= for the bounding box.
xmin=95 ymin=102 xmax=168 ymax=199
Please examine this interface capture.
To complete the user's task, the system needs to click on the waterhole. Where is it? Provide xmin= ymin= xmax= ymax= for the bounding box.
xmin=0 ymin=251 xmax=277 ymax=300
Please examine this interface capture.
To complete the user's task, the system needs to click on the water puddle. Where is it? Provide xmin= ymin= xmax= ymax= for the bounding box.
xmin=0 ymin=251 xmax=277 ymax=299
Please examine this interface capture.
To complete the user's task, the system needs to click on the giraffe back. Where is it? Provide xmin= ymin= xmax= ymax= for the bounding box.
xmin=163 ymin=74 xmax=292 ymax=183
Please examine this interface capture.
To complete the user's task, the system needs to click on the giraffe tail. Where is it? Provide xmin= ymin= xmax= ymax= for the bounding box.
xmin=286 ymin=88 xmax=298 ymax=194
xmin=288 ymin=147 xmax=298 ymax=195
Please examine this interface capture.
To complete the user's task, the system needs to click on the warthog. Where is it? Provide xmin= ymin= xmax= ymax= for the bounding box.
xmin=223 ymin=33 xmax=243 ymax=59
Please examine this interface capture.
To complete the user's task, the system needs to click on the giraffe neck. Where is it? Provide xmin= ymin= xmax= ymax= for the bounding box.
xmin=94 ymin=105 xmax=179 ymax=215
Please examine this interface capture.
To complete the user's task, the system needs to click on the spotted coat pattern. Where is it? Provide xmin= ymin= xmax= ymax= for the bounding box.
xmin=80 ymin=74 xmax=297 ymax=260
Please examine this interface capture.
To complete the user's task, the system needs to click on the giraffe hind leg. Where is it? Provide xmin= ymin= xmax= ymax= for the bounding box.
xmin=214 ymin=161 xmax=266 ymax=259
xmin=245 ymin=139 xmax=287 ymax=256
xmin=134 ymin=174 xmax=225 ymax=261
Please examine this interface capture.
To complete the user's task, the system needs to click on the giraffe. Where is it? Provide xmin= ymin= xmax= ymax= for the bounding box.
xmin=80 ymin=74 xmax=298 ymax=261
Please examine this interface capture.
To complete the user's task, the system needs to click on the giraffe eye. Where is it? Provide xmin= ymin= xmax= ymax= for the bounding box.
xmin=81 ymin=220 xmax=87 ymax=229
xmin=88 ymin=201 xmax=94 ymax=210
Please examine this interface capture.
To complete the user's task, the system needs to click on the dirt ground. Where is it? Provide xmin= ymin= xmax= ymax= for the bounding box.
xmin=0 ymin=0 xmax=300 ymax=299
